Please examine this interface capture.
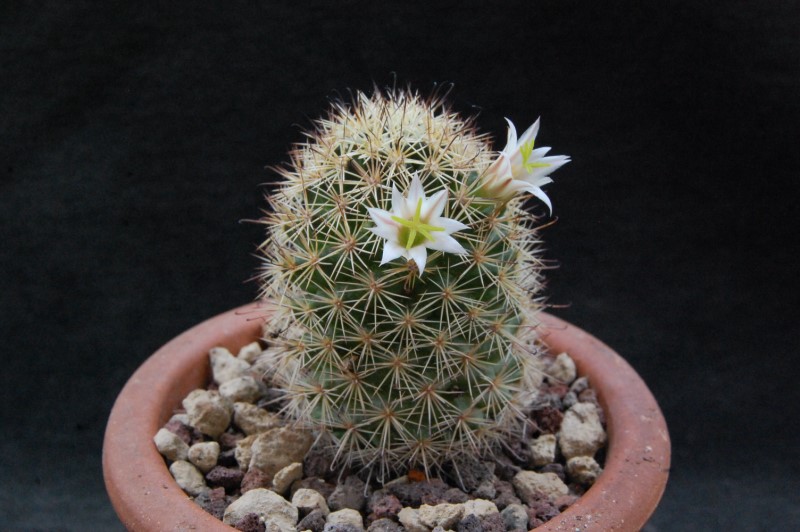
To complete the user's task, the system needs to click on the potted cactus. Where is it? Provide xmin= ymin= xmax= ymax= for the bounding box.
xmin=104 ymin=89 xmax=669 ymax=531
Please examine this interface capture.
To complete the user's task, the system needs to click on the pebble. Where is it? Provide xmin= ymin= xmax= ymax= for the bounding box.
xmin=182 ymin=389 xmax=233 ymax=438
xmin=512 ymin=471 xmax=569 ymax=504
xmin=188 ymin=441 xmax=219 ymax=473
xmin=462 ymin=499 xmax=499 ymax=519
xmin=220 ymin=376 xmax=262 ymax=403
xmin=249 ymin=427 xmax=314 ymax=482
xmin=549 ymin=352 xmax=577 ymax=384
xmin=210 ymin=346 xmax=251 ymax=384
xmin=273 ymin=462 xmax=304 ymax=495
xmin=241 ymin=467 xmax=272 ymax=493
xmin=396 ymin=507 xmax=426 ymax=532
xmin=566 ymin=455 xmax=603 ymax=486
xmin=456 ymin=513 xmax=482 ymax=532
xmin=325 ymin=508 xmax=364 ymax=531
xmin=418 ymin=503 xmax=464 ymax=529
xmin=366 ymin=490 xmax=402 ymax=520
xmin=238 ymin=341 xmax=264 ymax=364
xmin=293 ymin=488 xmax=330 ymax=516
xmin=558 ymin=402 xmax=607 ymax=459
xmin=154 ymin=427 xmax=189 ymax=462
xmin=222 ymin=488 xmax=298 ymax=531
xmin=168 ymin=460 xmax=208 ymax=496
xmin=233 ymin=512 xmax=265 ymax=532
xmin=491 ymin=479 xmax=521 ymax=510
xmin=528 ymin=433 xmax=557 ymax=467
xmin=500 ymin=503 xmax=529 ymax=531
xmin=480 ymin=512 xmax=506 ymax=532
xmin=193 ymin=486 xmax=229 ymax=520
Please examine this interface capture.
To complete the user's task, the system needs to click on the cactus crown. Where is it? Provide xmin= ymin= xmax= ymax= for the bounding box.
xmin=258 ymin=88 xmax=569 ymax=480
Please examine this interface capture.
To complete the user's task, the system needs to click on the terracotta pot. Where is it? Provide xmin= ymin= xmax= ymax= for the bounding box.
xmin=103 ymin=303 xmax=670 ymax=531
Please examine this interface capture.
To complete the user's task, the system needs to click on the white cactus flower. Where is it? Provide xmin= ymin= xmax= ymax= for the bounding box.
xmin=367 ymin=175 xmax=468 ymax=275
xmin=480 ymin=118 xmax=570 ymax=212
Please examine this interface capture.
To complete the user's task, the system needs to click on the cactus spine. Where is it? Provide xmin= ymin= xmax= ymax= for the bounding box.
xmin=258 ymin=89 xmax=567 ymax=479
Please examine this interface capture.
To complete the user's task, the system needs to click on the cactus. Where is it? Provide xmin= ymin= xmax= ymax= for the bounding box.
xmin=257 ymin=88 xmax=569 ymax=480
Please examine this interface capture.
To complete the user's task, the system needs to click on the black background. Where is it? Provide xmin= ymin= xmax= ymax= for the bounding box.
xmin=2 ymin=1 xmax=799 ymax=530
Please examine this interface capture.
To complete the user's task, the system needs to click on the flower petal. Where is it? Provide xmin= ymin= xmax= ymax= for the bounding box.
xmin=527 ymin=186 xmax=553 ymax=214
xmin=422 ymin=189 xmax=448 ymax=221
xmin=407 ymin=245 xmax=428 ymax=275
xmin=407 ymin=174 xmax=424 ymax=207
xmin=427 ymin=233 xmax=467 ymax=255
xmin=380 ymin=240 xmax=406 ymax=265
xmin=436 ymin=217 xmax=469 ymax=234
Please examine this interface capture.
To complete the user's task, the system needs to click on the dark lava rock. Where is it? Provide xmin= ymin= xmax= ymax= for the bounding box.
xmin=367 ymin=517 xmax=404 ymax=532
xmin=527 ymin=497 xmax=560 ymax=522
xmin=164 ymin=418 xmax=201 ymax=446
xmin=219 ymin=431 xmax=245 ymax=450
xmin=328 ymin=475 xmax=370 ymax=512
xmin=492 ymin=453 xmax=521 ymax=481
xmin=446 ymin=456 xmax=495 ymax=492
xmin=304 ymin=443 xmax=337 ymax=480
xmin=387 ymin=478 xmax=449 ymax=507
xmin=554 ymin=494 xmax=580 ymax=512
xmin=441 ymin=487 xmax=469 ymax=504
xmin=456 ymin=513 xmax=483 ymax=532
xmin=297 ymin=509 xmax=327 ymax=532
xmin=491 ymin=479 xmax=521 ymax=510
xmin=233 ymin=512 xmax=265 ymax=532
xmin=217 ymin=448 xmax=239 ymax=468
xmin=323 ymin=525 xmax=363 ymax=532
xmin=193 ymin=486 xmax=229 ymax=520
xmin=205 ymin=465 xmax=244 ymax=491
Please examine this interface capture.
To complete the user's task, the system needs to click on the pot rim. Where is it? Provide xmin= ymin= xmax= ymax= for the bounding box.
xmin=103 ymin=303 xmax=670 ymax=531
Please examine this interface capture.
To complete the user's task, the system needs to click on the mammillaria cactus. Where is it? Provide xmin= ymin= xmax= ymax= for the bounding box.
xmin=257 ymin=88 xmax=569 ymax=480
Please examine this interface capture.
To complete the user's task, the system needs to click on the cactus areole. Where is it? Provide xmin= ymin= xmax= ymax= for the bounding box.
xmin=257 ymin=89 xmax=569 ymax=480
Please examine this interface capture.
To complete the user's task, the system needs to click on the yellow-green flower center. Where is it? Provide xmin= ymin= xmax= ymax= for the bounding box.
xmin=391 ymin=198 xmax=445 ymax=249
xmin=520 ymin=138 xmax=550 ymax=172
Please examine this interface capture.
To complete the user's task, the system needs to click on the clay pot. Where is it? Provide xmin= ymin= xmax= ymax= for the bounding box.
xmin=103 ymin=303 xmax=670 ymax=531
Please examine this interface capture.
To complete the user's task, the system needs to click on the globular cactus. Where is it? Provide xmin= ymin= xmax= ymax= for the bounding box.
xmin=258 ymin=88 xmax=569 ymax=479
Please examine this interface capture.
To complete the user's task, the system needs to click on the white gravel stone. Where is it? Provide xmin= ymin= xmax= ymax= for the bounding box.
xmin=235 ymin=434 xmax=259 ymax=470
xmin=462 ymin=499 xmax=499 ymax=519
xmin=219 ymin=375 xmax=262 ymax=403
xmin=549 ymin=352 xmax=577 ymax=384
xmin=558 ymin=402 xmax=607 ymax=459
xmin=182 ymin=389 xmax=233 ymax=438
xmin=418 ymin=503 xmax=464 ymax=529
xmin=238 ymin=341 xmax=264 ymax=364
xmin=529 ymin=433 xmax=557 ymax=467
xmin=169 ymin=460 xmax=208 ymax=497
xmin=249 ymin=427 xmax=314 ymax=481
xmin=223 ymin=488 xmax=298 ymax=531
xmin=566 ymin=455 xmax=603 ymax=486
xmin=512 ymin=471 xmax=569 ymax=504
xmin=154 ymin=428 xmax=189 ymax=461
xmin=168 ymin=412 xmax=190 ymax=425
xmin=292 ymin=488 xmax=330 ymax=516
xmin=326 ymin=508 xmax=364 ymax=530
xmin=397 ymin=507 xmax=427 ymax=532
xmin=234 ymin=402 xmax=282 ymax=435
xmin=187 ymin=441 xmax=219 ymax=473
xmin=272 ymin=462 xmax=304 ymax=495
xmin=210 ymin=346 xmax=251 ymax=384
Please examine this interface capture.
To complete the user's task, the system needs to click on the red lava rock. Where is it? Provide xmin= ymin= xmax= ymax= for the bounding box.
xmin=240 ymin=467 xmax=271 ymax=493
xmin=233 ymin=512 xmax=265 ymax=532
xmin=367 ymin=491 xmax=403 ymax=520
xmin=206 ymin=465 xmax=245 ymax=491
xmin=480 ymin=512 xmax=506 ymax=532
xmin=219 ymin=431 xmax=245 ymax=450
xmin=527 ymin=497 xmax=560 ymax=522
xmin=303 ymin=444 xmax=337 ymax=480
xmin=164 ymin=418 xmax=199 ymax=446
xmin=529 ymin=406 xmax=564 ymax=434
